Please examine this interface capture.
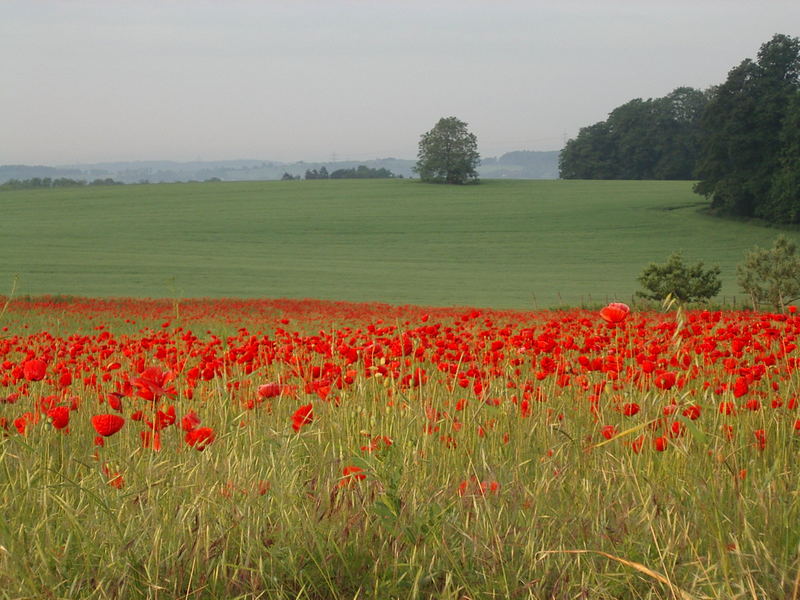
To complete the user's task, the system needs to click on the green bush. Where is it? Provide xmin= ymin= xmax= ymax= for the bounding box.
xmin=637 ymin=252 xmax=721 ymax=304
xmin=737 ymin=235 xmax=800 ymax=310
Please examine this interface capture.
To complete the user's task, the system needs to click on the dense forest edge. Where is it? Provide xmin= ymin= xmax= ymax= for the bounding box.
xmin=560 ymin=33 xmax=800 ymax=226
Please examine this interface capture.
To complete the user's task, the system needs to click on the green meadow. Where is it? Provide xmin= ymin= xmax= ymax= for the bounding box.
xmin=1 ymin=179 xmax=793 ymax=308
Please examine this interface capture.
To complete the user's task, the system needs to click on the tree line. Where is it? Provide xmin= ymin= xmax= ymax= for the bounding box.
xmin=0 ymin=177 xmax=123 ymax=191
xmin=559 ymin=34 xmax=800 ymax=225
xmin=559 ymin=87 xmax=708 ymax=180
xmin=283 ymin=165 xmax=401 ymax=181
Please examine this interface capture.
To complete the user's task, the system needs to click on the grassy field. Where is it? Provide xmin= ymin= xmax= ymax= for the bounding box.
xmin=1 ymin=179 xmax=794 ymax=308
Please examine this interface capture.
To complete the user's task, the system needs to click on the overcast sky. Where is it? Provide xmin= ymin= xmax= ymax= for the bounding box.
xmin=2 ymin=0 xmax=798 ymax=165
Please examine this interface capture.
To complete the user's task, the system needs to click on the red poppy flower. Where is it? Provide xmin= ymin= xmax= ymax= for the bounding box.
xmin=291 ymin=403 xmax=314 ymax=432
xmin=14 ymin=412 xmax=39 ymax=435
xmin=669 ymin=420 xmax=685 ymax=438
xmin=478 ymin=480 xmax=500 ymax=495
xmin=622 ymin=402 xmax=640 ymax=417
xmin=457 ymin=476 xmax=499 ymax=496
xmin=101 ymin=464 xmax=125 ymax=489
xmin=721 ymin=424 xmax=735 ymax=440
xmin=631 ymin=434 xmax=645 ymax=454
xmin=360 ymin=435 xmax=393 ymax=453
xmin=601 ymin=425 xmax=617 ymax=440
xmin=733 ymin=377 xmax=749 ymax=398
xmin=599 ymin=303 xmax=630 ymax=324
xmin=58 ymin=371 xmax=72 ymax=388
xmin=23 ymin=359 xmax=47 ymax=382
xmin=682 ymin=405 xmax=701 ymax=420
xmin=47 ymin=406 xmax=70 ymax=430
xmin=132 ymin=367 xmax=174 ymax=401
xmin=91 ymin=414 xmax=125 ymax=437
xmin=744 ymin=398 xmax=761 ymax=411
xmin=653 ymin=436 xmax=668 ymax=452
xmin=258 ymin=382 xmax=282 ymax=399
xmin=338 ymin=465 xmax=366 ymax=487
xmin=185 ymin=427 xmax=215 ymax=450
xmin=152 ymin=405 xmax=176 ymax=430
xmin=181 ymin=411 xmax=201 ymax=432
xmin=654 ymin=372 xmax=676 ymax=391
xmin=107 ymin=392 xmax=124 ymax=412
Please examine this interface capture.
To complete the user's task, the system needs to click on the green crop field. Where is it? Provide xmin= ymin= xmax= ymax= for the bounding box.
xmin=1 ymin=179 xmax=794 ymax=308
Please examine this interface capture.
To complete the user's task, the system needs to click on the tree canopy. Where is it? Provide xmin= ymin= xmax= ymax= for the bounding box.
xmin=636 ymin=252 xmax=721 ymax=304
xmin=559 ymin=87 xmax=708 ymax=180
xmin=414 ymin=117 xmax=480 ymax=184
xmin=694 ymin=34 xmax=800 ymax=222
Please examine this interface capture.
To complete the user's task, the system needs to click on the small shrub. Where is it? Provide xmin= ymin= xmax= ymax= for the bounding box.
xmin=637 ymin=252 xmax=721 ymax=304
xmin=737 ymin=235 xmax=800 ymax=310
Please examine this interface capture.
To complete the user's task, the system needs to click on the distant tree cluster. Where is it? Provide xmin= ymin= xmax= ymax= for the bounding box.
xmin=560 ymin=33 xmax=800 ymax=225
xmin=0 ymin=177 xmax=123 ymax=191
xmin=303 ymin=165 xmax=399 ymax=180
xmin=304 ymin=166 xmax=330 ymax=180
xmin=330 ymin=165 xmax=398 ymax=179
xmin=559 ymin=87 xmax=708 ymax=180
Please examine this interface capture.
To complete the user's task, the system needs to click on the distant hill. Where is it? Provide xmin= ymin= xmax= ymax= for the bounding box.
xmin=479 ymin=151 xmax=559 ymax=179
xmin=0 ymin=151 xmax=559 ymax=184
xmin=0 ymin=164 xmax=87 ymax=181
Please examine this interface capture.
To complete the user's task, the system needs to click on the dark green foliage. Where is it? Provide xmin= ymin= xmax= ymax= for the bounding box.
xmin=329 ymin=165 xmax=397 ymax=179
xmin=559 ymin=87 xmax=708 ymax=180
xmin=0 ymin=177 xmax=118 ymax=190
xmin=304 ymin=165 xmax=398 ymax=180
xmin=759 ymin=92 xmax=800 ymax=222
xmin=637 ymin=252 xmax=722 ymax=303
xmin=559 ymin=122 xmax=618 ymax=179
xmin=695 ymin=34 xmax=800 ymax=221
xmin=304 ymin=168 xmax=329 ymax=180
xmin=737 ymin=235 xmax=800 ymax=310
xmin=414 ymin=117 xmax=480 ymax=184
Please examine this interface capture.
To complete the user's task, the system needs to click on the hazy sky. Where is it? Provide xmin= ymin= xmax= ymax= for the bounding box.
xmin=2 ymin=1 xmax=799 ymax=165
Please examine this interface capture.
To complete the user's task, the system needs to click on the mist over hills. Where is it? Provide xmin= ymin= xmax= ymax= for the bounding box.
xmin=0 ymin=151 xmax=558 ymax=184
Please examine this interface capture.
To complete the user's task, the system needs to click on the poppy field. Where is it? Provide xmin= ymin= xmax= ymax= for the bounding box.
xmin=1 ymin=296 xmax=799 ymax=599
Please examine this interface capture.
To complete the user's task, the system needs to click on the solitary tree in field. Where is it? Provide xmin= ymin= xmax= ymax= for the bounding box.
xmin=414 ymin=117 xmax=480 ymax=184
